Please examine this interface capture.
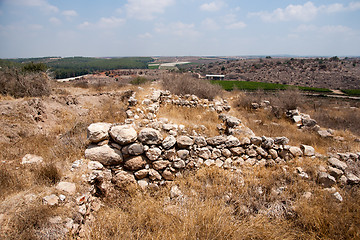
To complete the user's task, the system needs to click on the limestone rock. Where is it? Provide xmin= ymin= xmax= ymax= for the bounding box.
xmin=88 ymin=161 xmax=104 ymax=170
xmin=170 ymin=185 xmax=183 ymax=199
xmin=146 ymin=147 xmax=162 ymax=161
xmin=250 ymin=136 xmax=262 ymax=146
xmin=134 ymin=169 xmax=149 ymax=180
xmin=87 ymin=122 xmax=111 ymax=143
xmin=138 ymin=128 xmax=163 ymax=145
xmin=113 ymin=170 xmax=136 ymax=186
xmin=43 ymin=194 xmax=59 ymax=206
xmin=328 ymin=166 xmax=343 ymax=179
xmin=274 ymin=137 xmax=289 ymax=145
xmin=128 ymin=143 xmax=144 ymax=155
xmin=162 ymin=169 xmax=175 ymax=180
xmin=152 ymin=160 xmax=170 ymax=170
xmin=124 ymin=156 xmax=146 ymax=171
xmin=110 ymin=125 xmax=137 ymax=145
xmin=207 ymin=136 xmax=226 ymax=146
xmin=194 ymin=136 xmax=207 ymax=147
xmin=21 ymin=154 xmax=43 ymax=165
xmin=300 ymin=145 xmax=315 ymax=156
xmin=177 ymin=136 xmax=194 ymax=148
xmin=346 ymin=173 xmax=360 ymax=184
xmin=56 ymin=182 xmax=76 ymax=195
xmin=173 ymin=160 xmax=186 ymax=169
xmin=85 ymin=144 xmax=123 ymax=166
xmin=177 ymin=150 xmax=189 ymax=159
xmin=162 ymin=135 xmax=176 ymax=149
xmin=328 ymin=158 xmax=347 ymax=171
xmin=318 ymin=172 xmax=336 ymax=188
xmin=289 ymin=147 xmax=303 ymax=157
xmin=225 ymin=135 xmax=240 ymax=147
xmin=149 ymin=169 xmax=162 ymax=181
xmin=198 ymin=147 xmax=211 ymax=159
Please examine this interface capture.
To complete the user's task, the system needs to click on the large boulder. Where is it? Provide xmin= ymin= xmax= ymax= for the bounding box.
xmin=85 ymin=144 xmax=123 ymax=166
xmin=177 ymin=136 xmax=194 ymax=148
xmin=138 ymin=128 xmax=163 ymax=145
xmin=124 ymin=156 xmax=147 ymax=171
xmin=110 ymin=125 xmax=137 ymax=145
xmin=87 ymin=122 xmax=111 ymax=143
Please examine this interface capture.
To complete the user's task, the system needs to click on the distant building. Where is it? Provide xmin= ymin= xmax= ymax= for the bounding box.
xmin=206 ymin=74 xmax=225 ymax=80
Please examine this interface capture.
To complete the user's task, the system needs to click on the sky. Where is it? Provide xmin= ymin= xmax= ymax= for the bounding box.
xmin=0 ymin=0 xmax=360 ymax=58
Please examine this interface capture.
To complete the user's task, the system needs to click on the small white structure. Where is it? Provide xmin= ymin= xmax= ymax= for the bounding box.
xmin=206 ymin=74 xmax=225 ymax=80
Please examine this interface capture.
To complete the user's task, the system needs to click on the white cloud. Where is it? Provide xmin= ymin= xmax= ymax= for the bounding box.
xmin=200 ymin=1 xmax=225 ymax=12
xmin=125 ymin=0 xmax=175 ymax=20
xmin=295 ymin=24 xmax=353 ymax=34
xmin=78 ymin=17 xmax=126 ymax=29
xmin=49 ymin=17 xmax=61 ymax=25
xmin=6 ymin=0 xmax=58 ymax=13
xmin=201 ymin=18 xmax=220 ymax=31
xmin=138 ymin=32 xmax=153 ymax=38
xmin=155 ymin=21 xmax=200 ymax=37
xmin=250 ymin=1 xmax=360 ymax=22
xmin=222 ymin=14 xmax=237 ymax=24
xmin=226 ymin=21 xmax=246 ymax=30
xmin=62 ymin=10 xmax=78 ymax=17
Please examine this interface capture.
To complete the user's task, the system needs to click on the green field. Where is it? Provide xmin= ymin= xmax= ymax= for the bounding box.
xmin=341 ymin=89 xmax=360 ymax=96
xmin=211 ymin=80 xmax=332 ymax=93
xmin=148 ymin=64 xmax=160 ymax=69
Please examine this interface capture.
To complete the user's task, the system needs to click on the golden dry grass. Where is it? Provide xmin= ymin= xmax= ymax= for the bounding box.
xmin=157 ymin=105 xmax=221 ymax=137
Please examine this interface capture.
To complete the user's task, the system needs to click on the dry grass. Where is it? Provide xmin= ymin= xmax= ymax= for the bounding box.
xmin=162 ymin=73 xmax=223 ymax=100
xmin=157 ymin=105 xmax=221 ymax=137
xmin=89 ymin=165 xmax=360 ymax=240
xmin=0 ymin=68 xmax=51 ymax=98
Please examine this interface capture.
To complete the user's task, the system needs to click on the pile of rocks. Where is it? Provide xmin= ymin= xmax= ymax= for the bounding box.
xmin=84 ymin=121 xmax=322 ymax=194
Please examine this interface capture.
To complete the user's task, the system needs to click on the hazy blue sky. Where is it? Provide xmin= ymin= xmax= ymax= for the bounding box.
xmin=1 ymin=0 xmax=360 ymax=58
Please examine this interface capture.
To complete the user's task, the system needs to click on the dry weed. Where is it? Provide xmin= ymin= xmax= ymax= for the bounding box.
xmin=157 ymin=105 xmax=221 ymax=137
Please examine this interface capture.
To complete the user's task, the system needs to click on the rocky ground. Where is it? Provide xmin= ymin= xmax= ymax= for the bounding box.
xmin=190 ymin=57 xmax=360 ymax=90
xmin=0 ymin=79 xmax=360 ymax=239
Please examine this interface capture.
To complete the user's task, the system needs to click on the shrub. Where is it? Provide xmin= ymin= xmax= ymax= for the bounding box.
xmin=34 ymin=163 xmax=61 ymax=185
xmin=130 ymin=76 xmax=149 ymax=85
xmin=0 ymin=67 xmax=51 ymax=98
xmin=162 ymin=74 xmax=223 ymax=100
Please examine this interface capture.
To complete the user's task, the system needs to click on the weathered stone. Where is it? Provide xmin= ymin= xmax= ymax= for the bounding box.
xmin=225 ymin=135 xmax=240 ymax=147
xmin=87 ymin=122 xmax=111 ymax=143
xmin=221 ymin=149 xmax=232 ymax=158
xmin=318 ymin=172 xmax=336 ymax=188
xmin=302 ymin=118 xmax=317 ymax=128
xmin=211 ymin=149 xmax=222 ymax=159
xmin=274 ymin=137 xmax=289 ymax=145
xmin=170 ymin=185 xmax=182 ymax=199
xmin=21 ymin=154 xmax=43 ymax=165
xmin=152 ymin=160 xmax=170 ymax=170
xmin=177 ymin=149 xmax=189 ymax=159
xmin=134 ymin=169 xmax=149 ymax=180
xmin=346 ymin=173 xmax=360 ymax=184
xmin=246 ymin=149 xmax=257 ymax=157
xmin=88 ymin=161 xmax=104 ymax=170
xmin=56 ymin=182 xmax=76 ymax=195
xmin=289 ymin=147 xmax=303 ymax=157
xmin=328 ymin=158 xmax=347 ymax=171
xmin=173 ymin=160 xmax=186 ymax=169
xmin=333 ymin=192 xmax=343 ymax=202
xmin=137 ymin=179 xmax=149 ymax=189
xmin=300 ymin=145 xmax=315 ymax=156
xmin=85 ymin=144 xmax=123 ymax=166
xmin=328 ymin=166 xmax=343 ymax=179
xmin=138 ymin=128 xmax=163 ymax=145
xmin=128 ymin=143 xmax=144 ymax=155
xmin=43 ymin=194 xmax=59 ymax=206
xmin=149 ymin=169 xmax=162 ymax=181
xmin=199 ymin=147 xmax=211 ymax=159
xmin=110 ymin=125 xmax=137 ymax=145
xmin=318 ymin=130 xmax=333 ymax=138
xmin=250 ymin=136 xmax=262 ymax=146
xmin=163 ymin=123 xmax=177 ymax=131
xmin=162 ymin=169 xmax=175 ymax=180
xmin=124 ymin=156 xmax=146 ymax=171
xmin=207 ymin=136 xmax=226 ymax=146
xmin=177 ymin=136 xmax=194 ymax=148
xmin=230 ymin=147 xmax=245 ymax=155
xmin=162 ymin=149 xmax=176 ymax=161
xmin=223 ymin=158 xmax=232 ymax=169
xmin=113 ymin=170 xmax=136 ymax=186
xmin=146 ymin=147 xmax=162 ymax=161
xmin=261 ymin=137 xmax=274 ymax=149
xmin=225 ymin=116 xmax=241 ymax=127
xmin=239 ymin=137 xmax=251 ymax=145
xmin=256 ymin=147 xmax=267 ymax=157
xmin=194 ymin=136 xmax=207 ymax=147
xmin=162 ymin=135 xmax=176 ymax=149
xmin=268 ymin=149 xmax=278 ymax=159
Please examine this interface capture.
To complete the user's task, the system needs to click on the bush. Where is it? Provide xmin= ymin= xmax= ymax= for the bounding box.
xmin=0 ymin=67 xmax=51 ymax=98
xmin=162 ymin=74 xmax=223 ymax=100
xmin=130 ymin=76 xmax=148 ymax=85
